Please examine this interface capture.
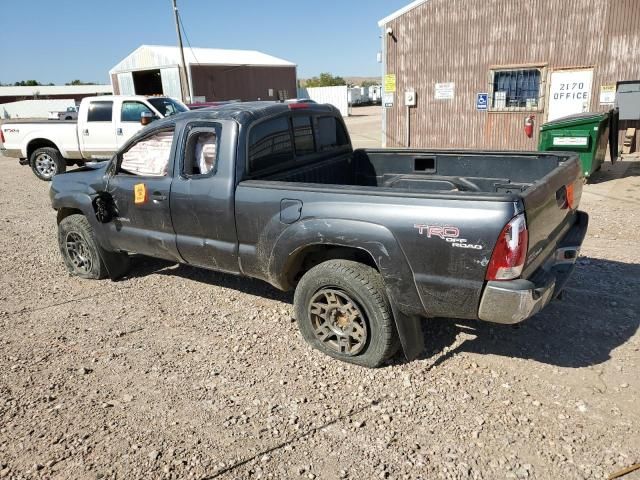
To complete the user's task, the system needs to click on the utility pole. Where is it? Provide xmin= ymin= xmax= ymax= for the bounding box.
xmin=172 ymin=0 xmax=191 ymax=103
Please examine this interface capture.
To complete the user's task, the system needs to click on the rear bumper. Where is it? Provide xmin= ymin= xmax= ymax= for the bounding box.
xmin=478 ymin=210 xmax=588 ymax=324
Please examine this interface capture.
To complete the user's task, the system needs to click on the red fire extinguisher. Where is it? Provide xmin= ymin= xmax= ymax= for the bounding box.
xmin=524 ymin=115 xmax=535 ymax=138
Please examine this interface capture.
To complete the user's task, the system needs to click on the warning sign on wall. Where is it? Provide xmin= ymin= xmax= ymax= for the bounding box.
xmin=435 ymin=82 xmax=455 ymax=100
xmin=599 ymin=85 xmax=616 ymax=105
xmin=384 ymin=74 xmax=396 ymax=93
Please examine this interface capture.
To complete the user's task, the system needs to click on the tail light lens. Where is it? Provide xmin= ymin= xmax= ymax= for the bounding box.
xmin=0 ymin=129 xmax=4 ymax=144
xmin=288 ymin=103 xmax=310 ymax=110
xmin=485 ymin=213 xmax=528 ymax=281
xmin=565 ymin=183 xmax=575 ymax=209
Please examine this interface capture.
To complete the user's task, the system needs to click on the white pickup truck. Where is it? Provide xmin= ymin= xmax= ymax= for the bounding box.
xmin=0 ymin=95 xmax=188 ymax=180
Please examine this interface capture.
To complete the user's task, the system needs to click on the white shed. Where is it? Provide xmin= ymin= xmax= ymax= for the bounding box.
xmin=109 ymin=45 xmax=297 ymax=103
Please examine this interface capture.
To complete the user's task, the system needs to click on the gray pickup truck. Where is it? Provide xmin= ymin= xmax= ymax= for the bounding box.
xmin=50 ymin=102 xmax=588 ymax=367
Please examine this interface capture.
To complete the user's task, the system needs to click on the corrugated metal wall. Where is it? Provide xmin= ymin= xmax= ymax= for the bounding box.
xmin=190 ymin=66 xmax=297 ymax=102
xmin=383 ymin=0 xmax=640 ymax=150
xmin=298 ymin=86 xmax=349 ymax=117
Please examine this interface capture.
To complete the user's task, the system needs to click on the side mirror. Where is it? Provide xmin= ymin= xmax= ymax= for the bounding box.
xmin=140 ymin=111 xmax=154 ymax=126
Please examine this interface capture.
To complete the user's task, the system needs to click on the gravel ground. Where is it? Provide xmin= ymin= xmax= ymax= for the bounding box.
xmin=0 ymin=155 xmax=639 ymax=480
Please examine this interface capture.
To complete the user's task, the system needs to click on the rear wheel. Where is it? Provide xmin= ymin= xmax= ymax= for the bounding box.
xmin=30 ymin=147 xmax=65 ymax=181
xmin=294 ymin=260 xmax=399 ymax=368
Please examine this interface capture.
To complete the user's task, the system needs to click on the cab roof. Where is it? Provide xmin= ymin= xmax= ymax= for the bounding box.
xmin=162 ymin=101 xmax=340 ymax=127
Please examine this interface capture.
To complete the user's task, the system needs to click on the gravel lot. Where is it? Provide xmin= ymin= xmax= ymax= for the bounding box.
xmin=0 ymin=150 xmax=639 ymax=480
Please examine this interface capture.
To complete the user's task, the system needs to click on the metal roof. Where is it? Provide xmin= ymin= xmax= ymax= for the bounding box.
xmin=110 ymin=45 xmax=296 ymax=74
xmin=378 ymin=0 xmax=430 ymax=26
xmin=0 ymin=84 xmax=113 ymax=97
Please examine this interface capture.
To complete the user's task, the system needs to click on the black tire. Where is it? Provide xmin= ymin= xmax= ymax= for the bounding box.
xmin=294 ymin=260 xmax=400 ymax=368
xmin=30 ymin=147 xmax=66 ymax=181
xmin=57 ymin=214 xmax=109 ymax=280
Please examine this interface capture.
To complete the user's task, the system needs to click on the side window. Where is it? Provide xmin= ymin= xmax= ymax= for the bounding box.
xmin=87 ymin=101 xmax=113 ymax=122
xmin=183 ymin=129 xmax=219 ymax=176
xmin=121 ymin=101 xmax=152 ymax=122
xmin=120 ymin=129 xmax=174 ymax=177
xmin=248 ymin=117 xmax=293 ymax=173
xmin=292 ymin=116 xmax=315 ymax=156
xmin=317 ymin=116 xmax=349 ymax=152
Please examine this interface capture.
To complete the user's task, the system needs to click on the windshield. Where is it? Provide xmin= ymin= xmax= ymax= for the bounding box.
xmin=148 ymin=97 xmax=189 ymax=117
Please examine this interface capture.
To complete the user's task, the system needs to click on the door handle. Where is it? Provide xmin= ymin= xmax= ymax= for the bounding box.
xmin=151 ymin=192 xmax=167 ymax=202
xmin=82 ymin=129 xmax=89 ymax=136
xmin=116 ymin=128 xmax=123 ymax=135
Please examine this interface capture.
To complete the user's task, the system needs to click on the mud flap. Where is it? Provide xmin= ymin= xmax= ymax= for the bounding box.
xmin=91 ymin=192 xmax=129 ymax=280
xmin=98 ymin=249 xmax=131 ymax=281
xmin=389 ymin=300 xmax=424 ymax=361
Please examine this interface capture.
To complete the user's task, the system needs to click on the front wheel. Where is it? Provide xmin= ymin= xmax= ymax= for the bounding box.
xmin=57 ymin=214 xmax=108 ymax=279
xmin=30 ymin=147 xmax=65 ymax=181
xmin=294 ymin=260 xmax=400 ymax=368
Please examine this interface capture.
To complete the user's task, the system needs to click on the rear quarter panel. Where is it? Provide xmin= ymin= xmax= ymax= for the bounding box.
xmin=1 ymin=122 xmax=80 ymax=158
xmin=235 ymin=183 xmax=520 ymax=319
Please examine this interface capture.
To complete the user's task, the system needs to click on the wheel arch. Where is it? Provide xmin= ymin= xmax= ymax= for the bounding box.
xmin=27 ymin=138 xmax=62 ymax=159
xmin=269 ymin=218 xmax=426 ymax=361
xmin=282 ymin=244 xmax=379 ymax=290
xmin=57 ymin=207 xmax=84 ymax=224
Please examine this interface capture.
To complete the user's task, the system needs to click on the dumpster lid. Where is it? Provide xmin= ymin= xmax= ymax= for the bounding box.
xmin=541 ymin=111 xmax=608 ymax=129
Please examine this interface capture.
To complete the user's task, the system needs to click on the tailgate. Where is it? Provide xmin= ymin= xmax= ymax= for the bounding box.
xmin=520 ymin=154 xmax=583 ymax=277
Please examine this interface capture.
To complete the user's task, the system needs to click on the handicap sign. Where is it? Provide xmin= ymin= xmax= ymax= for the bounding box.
xmin=476 ymin=93 xmax=488 ymax=111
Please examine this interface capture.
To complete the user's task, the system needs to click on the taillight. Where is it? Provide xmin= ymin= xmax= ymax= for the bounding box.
xmin=485 ymin=213 xmax=528 ymax=281
xmin=288 ymin=103 xmax=309 ymax=110
xmin=565 ymin=183 xmax=575 ymax=209
xmin=0 ymin=129 xmax=4 ymax=144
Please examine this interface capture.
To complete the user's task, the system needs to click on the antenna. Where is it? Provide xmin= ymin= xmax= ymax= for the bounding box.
xmin=172 ymin=0 xmax=191 ymax=103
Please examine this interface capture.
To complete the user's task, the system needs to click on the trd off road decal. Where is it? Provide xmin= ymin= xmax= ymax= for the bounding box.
xmin=414 ymin=224 xmax=482 ymax=250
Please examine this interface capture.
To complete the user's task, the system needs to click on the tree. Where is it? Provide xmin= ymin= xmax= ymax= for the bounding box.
xmin=305 ymin=73 xmax=346 ymax=88
xmin=65 ymin=80 xmax=97 ymax=86
xmin=361 ymin=80 xmax=380 ymax=88
xmin=14 ymin=80 xmax=42 ymax=86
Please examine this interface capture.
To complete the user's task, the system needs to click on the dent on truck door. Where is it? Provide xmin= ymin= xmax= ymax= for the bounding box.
xmin=105 ymin=128 xmax=180 ymax=261
xmin=170 ymin=122 xmax=240 ymax=274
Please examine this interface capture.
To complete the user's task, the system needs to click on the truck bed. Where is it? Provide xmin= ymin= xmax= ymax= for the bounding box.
xmin=247 ymin=148 xmax=582 ymax=285
xmin=261 ymin=149 xmax=573 ymax=196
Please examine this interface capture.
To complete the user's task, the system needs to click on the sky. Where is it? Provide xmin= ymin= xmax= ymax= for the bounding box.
xmin=2 ymin=0 xmax=410 ymax=85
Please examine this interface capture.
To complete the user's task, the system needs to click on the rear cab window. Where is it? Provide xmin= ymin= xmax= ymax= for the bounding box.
xmin=248 ymin=117 xmax=293 ymax=173
xmin=292 ymin=116 xmax=315 ymax=156
xmin=87 ymin=101 xmax=113 ymax=122
xmin=182 ymin=125 xmax=221 ymax=177
xmin=247 ymin=112 xmax=350 ymax=176
xmin=317 ymin=116 xmax=349 ymax=152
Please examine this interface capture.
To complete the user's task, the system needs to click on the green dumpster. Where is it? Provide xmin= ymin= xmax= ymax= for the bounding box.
xmin=538 ymin=111 xmax=617 ymax=178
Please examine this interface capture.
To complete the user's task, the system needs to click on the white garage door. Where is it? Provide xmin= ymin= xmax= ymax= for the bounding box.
xmin=160 ymin=67 xmax=183 ymax=100
xmin=547 ymin=69 xmax=594 ymax=121
xmin=117 ymin=72 xmax=135 ymax=95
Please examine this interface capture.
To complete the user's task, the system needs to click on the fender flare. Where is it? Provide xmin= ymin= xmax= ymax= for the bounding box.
xmin=269 ymin=218 xmax=425 ymax=360
xmin=52 ymin=192 xmax=114 ymax=251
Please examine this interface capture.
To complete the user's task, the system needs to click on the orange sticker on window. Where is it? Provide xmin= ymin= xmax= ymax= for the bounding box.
xmin=134 ymin=183 xmax=147 ymax=204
